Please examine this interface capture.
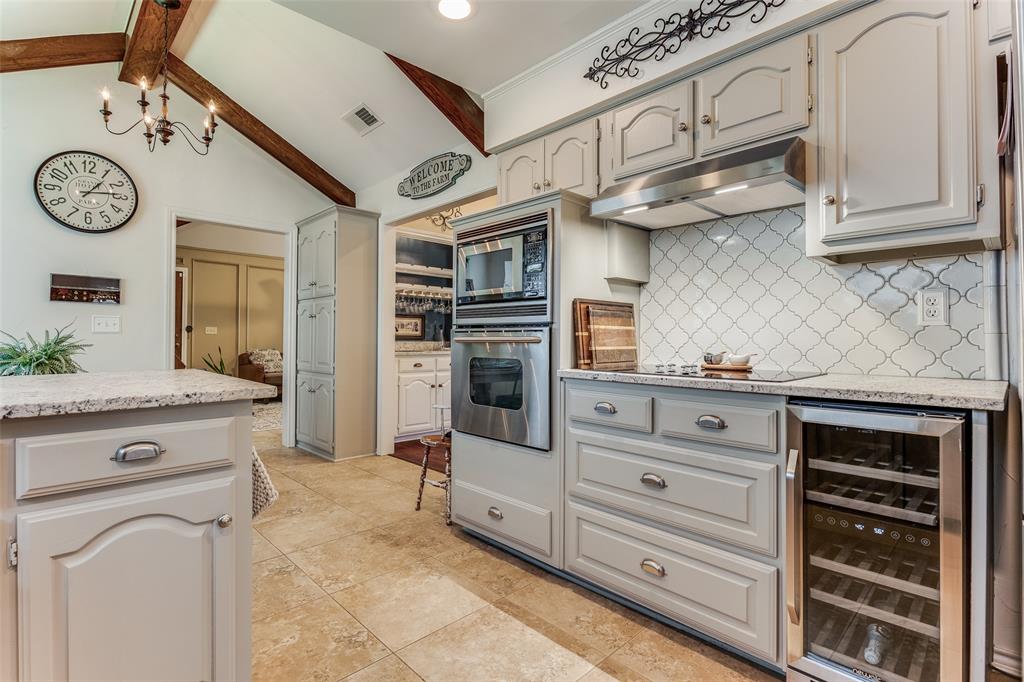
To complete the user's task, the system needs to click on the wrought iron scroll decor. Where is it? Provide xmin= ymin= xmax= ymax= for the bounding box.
xmin=583 ymin=0 xmax=786 ymax=89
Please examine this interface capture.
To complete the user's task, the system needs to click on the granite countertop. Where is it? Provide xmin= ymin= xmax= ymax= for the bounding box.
xmin=0 ymin=369 xmax=277 ymax=419
xmin=559 ymin=369 xmax=1008 ymax=411
xmin=395 ymin=349 xmax=451 ymax=355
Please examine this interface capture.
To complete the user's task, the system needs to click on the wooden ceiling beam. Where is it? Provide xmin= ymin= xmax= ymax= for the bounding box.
xmin=119 ymin=0 xmax=193 ymax=86
xmin=386 ymin=54 xmax=488 ymax=157
xmin=165 ymin=53 xmax=356 ymax=207
xmin=0 ymin=33 xmax=124 ymax=73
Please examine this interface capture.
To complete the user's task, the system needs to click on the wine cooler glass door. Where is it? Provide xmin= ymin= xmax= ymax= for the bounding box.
xmin=786 ymin=404 xmax=965 ymax=682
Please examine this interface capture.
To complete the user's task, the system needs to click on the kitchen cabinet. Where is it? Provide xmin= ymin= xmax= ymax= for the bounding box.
xmin=695 ymin=34 xmax=810 ymax=156
xmin=497 ymin=139 xmax=544 ymax=204
xmin=815 ymin=0 xmax=975 ymax=243
xmin=16 ymin=477 xmax=238 ymax=681
xmin=397 ymin=371 xmax=437 ymax=436
xmin=295 ymin=205 xmax=379 ymax=461
xmin=497 ymin=120 xmax=599 ymax=205
xmin=543 ymin=119 xmax=598 ymax=198
xmin=296 ymin=372 xmax=333 ymax=453
xmin=297 ymin=216 xmax=336 ymax=300
xmin=609 ymin=80 xmax=693 ymax=180
xmin=395 ymin=354 xmax=451 ymax=436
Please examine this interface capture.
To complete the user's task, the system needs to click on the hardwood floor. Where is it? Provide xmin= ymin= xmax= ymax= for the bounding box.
xmin=391 ymin=438 xmax=448 ymax=474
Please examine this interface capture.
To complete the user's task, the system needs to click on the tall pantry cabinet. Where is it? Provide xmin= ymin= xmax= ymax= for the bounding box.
xmin=295 ymin=205 xmax=379 ymax=461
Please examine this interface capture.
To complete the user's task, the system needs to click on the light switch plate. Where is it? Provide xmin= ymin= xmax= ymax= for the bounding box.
xmin=205 ymin=326 xmax=218 ymax=334
xmin=91 ymin=315 xmax=121 ymax=333
xmin=917 ymin=288 xmax=949 ymax=326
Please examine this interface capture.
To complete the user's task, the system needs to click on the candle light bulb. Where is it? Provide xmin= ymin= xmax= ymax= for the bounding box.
xmin=208 ymin=102 xmax=216 ymax=113
xmin=101 ymin=87 xmax=110 ymax=102
xmin=140 ymin=77 xmax=148 ymax=92
xmin=144 ymin=113 xmax=154 ymax=127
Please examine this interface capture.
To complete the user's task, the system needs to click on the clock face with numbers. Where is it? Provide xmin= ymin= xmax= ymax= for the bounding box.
xmin=34 ymin=151 xmax=138 ymax=233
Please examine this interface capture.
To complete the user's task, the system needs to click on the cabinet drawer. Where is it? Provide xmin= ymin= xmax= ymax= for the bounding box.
xmin=565 ymin=501 xmax=777 ymax=661
xmin=566 ymin=429 xmax=777 ymax=554
xmin=397 ymin=356 xmax=436 ymax=373
xmin=15 ymin=417 xmax=237 ymax=499
xmin=567 ymin=387 xmax=652 ymax=433
xmin=657 ymin=397 xmax=777 ymax=452
xmin=453 ymin=481 xmax=552 ymax=557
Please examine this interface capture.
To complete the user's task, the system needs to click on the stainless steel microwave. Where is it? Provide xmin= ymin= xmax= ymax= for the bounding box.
xmin=455 ymin=214 xmax=548 ymax=306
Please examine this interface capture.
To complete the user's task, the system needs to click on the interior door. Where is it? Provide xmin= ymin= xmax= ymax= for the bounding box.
xmin=312 ymin=298 xmax=335 ymax=374
xmin=611 ymin=80 xmax=694 ymax=180
xmin=16 ymin=477 xmax=237 ymax=681
xmin=191 ymin=259 xmax=239 ymax=375
xmin=498 ymin=139 xmax=544 ymax=205
xmin=398 ymin=372 xmax=436 ymax=435
xmin=174 ymin=268 xmax=186 ymax=369
xmin=544 ymin=119 xmax=598 ymax=197
xmin=313 ymin=221 xmax=336 ymax=298
xmin=296 ymin=301 xmax=314 ymax=372
xmin=696 ymin=34 xmax=810 ymax=156
xmin=817 ymin=1 xmax=974 ymax=241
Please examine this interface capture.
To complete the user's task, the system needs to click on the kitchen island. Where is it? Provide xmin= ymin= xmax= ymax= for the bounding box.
xmin=0 ymin=370 xmax=275 ymax=681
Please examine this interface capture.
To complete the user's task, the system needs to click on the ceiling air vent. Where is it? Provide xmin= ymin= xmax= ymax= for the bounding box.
xmin=342 ymin=103 xmax=383 ymax=136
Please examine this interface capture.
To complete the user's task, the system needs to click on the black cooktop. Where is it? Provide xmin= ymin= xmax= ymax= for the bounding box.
xmin=632 ymin=364 xmax=823 ymax=383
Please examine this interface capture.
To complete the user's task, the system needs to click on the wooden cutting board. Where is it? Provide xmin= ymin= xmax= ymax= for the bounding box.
xmin=576 ymin=299 xmax=637 ymax=371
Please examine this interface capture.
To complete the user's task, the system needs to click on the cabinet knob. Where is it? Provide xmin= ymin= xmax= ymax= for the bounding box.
xmin=678 ymin=122 xmax=689 ymax=132
xmin=700 ymin=114 xmax=712 ymax=125
xmin=308 ymin=313 xmax=317 ymax=318
xmin=307 ymin=281 xmax=315 ymax=287
xmin=543 ymin=179 xmax=552 ymax=187
xmin=216 ymin=514 xmax=233 ymax=529
xmin=640 ymin=558 xmax=666 ymax=577
xmin=413 ymin=362 xmax=423 ymax=368
xmin=532 ymin=182 xmax=541 ymax=191
xmin=487 ymin=506 xmax=503 ymax=520
xmin=823 ymin=195 xmax=837 ymax=206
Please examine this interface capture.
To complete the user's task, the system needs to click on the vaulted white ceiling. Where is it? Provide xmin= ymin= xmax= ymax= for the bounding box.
xmin=275 ymin=0 xmax=646 ymax=94
xmin=1 ymin=0 xmax=645 ymax=195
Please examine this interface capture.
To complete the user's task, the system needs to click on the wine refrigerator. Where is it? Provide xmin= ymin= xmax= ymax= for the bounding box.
xmin=786 ymin=401 xmax=967 ymax=682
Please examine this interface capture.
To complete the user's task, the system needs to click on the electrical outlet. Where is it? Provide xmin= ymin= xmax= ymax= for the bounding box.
xmin=91 ymin=315 xmax=120 ymax=333
xmin=917 ymin=288 xmax=949 ymax=326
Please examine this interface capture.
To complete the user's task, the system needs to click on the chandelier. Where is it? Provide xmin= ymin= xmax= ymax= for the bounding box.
xmin=429 ymin=206 xmax=462 ymax=232
xmin=98 ymin=0 xmax=216 ymax=154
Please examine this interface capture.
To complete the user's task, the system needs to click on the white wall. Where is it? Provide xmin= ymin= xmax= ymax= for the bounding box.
xmin=177 ymin=221 xmax=286 ymax=258
xmin=483 ymin=0 xmax=866 ymax=149
xmin=0 ymin=63 xmax=329 ymax=371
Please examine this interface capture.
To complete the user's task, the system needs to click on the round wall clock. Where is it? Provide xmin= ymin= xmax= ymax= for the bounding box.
xmin=34 ymin=151 xmax=138 ymax=233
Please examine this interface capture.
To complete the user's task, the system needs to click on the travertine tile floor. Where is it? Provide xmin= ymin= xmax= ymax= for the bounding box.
xmin=251 ymin=430 xmax=780 ymax=682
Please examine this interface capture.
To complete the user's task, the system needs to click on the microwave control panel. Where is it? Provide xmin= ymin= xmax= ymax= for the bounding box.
xmin=523 ymin=228 xmax=548 ymax=299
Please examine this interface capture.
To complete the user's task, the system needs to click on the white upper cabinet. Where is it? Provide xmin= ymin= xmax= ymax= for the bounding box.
xmin=696 ymin=34 xmax=810 ymax=156
xmin=312 ymin=298 xmax=335 ymax=375
xmin=296 ymin=300 xmax=314 ymax=372
xmin=985 ymin=0 xmax=1012 ymax=40
xmin=544 ymin=119 xmax=599 ymax=198
xmin=610 ymin=80 xmax=694 ymax=180
xmin=296 ymin=230 xmax=316 ymax=300
xmin=297 ymin=217 xmax=336 ymax=300
xmin=816 ymin=0 xmax=975 ymax=243
xmin=498 ymin=139 xmax=544 ymax=204
xmin=16 ymin=477 xmax=238 ymax=681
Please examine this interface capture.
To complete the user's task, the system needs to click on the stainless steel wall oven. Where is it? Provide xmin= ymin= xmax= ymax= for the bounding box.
xmin=786 ymin=401 xmax=967 ymax=682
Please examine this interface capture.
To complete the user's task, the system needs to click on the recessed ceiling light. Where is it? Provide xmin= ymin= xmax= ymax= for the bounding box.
xmin=438 ymin=0 xmax=472 ymax=20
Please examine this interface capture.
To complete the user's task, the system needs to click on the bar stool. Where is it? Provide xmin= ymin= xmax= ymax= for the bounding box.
xmin=415 ymin=405 xmax=452 ymax=525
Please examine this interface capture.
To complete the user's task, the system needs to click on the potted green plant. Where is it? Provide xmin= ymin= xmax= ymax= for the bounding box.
xmin=201 ymin=346 xmax=230 ymax=375
xmin=0 ymin=324 xmax=91 ymax=375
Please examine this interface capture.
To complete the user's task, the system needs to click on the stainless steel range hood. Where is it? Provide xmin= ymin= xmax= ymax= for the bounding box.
xmin=590 ymin=137 xmax=806 ymax=229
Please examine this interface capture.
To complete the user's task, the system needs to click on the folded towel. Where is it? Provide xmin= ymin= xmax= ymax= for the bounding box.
xmin=251 ymin=447 xmax=279 ymax=519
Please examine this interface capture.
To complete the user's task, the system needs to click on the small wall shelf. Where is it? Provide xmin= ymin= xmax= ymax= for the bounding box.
xmin=395 ymin=263 xmax=454 ymax=278
xmin=396 ymin=283 xmax=453 ymax=298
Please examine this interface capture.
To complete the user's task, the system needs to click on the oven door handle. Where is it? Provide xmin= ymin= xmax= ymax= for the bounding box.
xmin=453 ymin=336 xmax=543 ymax=344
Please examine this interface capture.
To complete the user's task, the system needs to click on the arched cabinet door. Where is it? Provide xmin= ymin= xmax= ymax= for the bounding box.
xmin=296 ymin=300 xmax=315 ymax=372
xmin=695 ymin=34 xmax=810 ymax=156
xmin=611 ymin=80 xmax=694 ymax=180
xmin=313 ymin=221 xmax=336 ymax=298
xmin=397 ymin=372 xmax=436 ymax=435
xmin=16 ymin=477 xmax=238 ymax=681
xmin=296 ymin=228 xmax=316 ymax=300
xmin=498 ymin=139 xmax=544 ymax=204
xmin=544 ymin=119 xmax=598 ymax=198
xmin=816 ymin=0 xmax=974 ymax=242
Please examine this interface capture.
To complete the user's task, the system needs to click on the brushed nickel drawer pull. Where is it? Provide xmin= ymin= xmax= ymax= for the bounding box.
xmin=594 ymin=401 xmax=618 ymax=415
xmin=640 ymin=472 xmax=667 ymax=489
xmin=695 ymin=414 xmax=727 ymax=430
xmin=640 ymin=559 xmax=666 ymax=577
xmin=487 ymin=506 xmax=503 ymax=520
xmin=110 ymin=440 xmax=165 ymax=463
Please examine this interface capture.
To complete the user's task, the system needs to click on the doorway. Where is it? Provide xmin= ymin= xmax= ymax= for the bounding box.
xmin=167 ymin=214 xmax=297 ymax=443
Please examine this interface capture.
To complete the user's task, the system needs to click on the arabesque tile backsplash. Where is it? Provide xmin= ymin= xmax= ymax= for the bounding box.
xmin=639 ymin=207 xmax=986 ymax=379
